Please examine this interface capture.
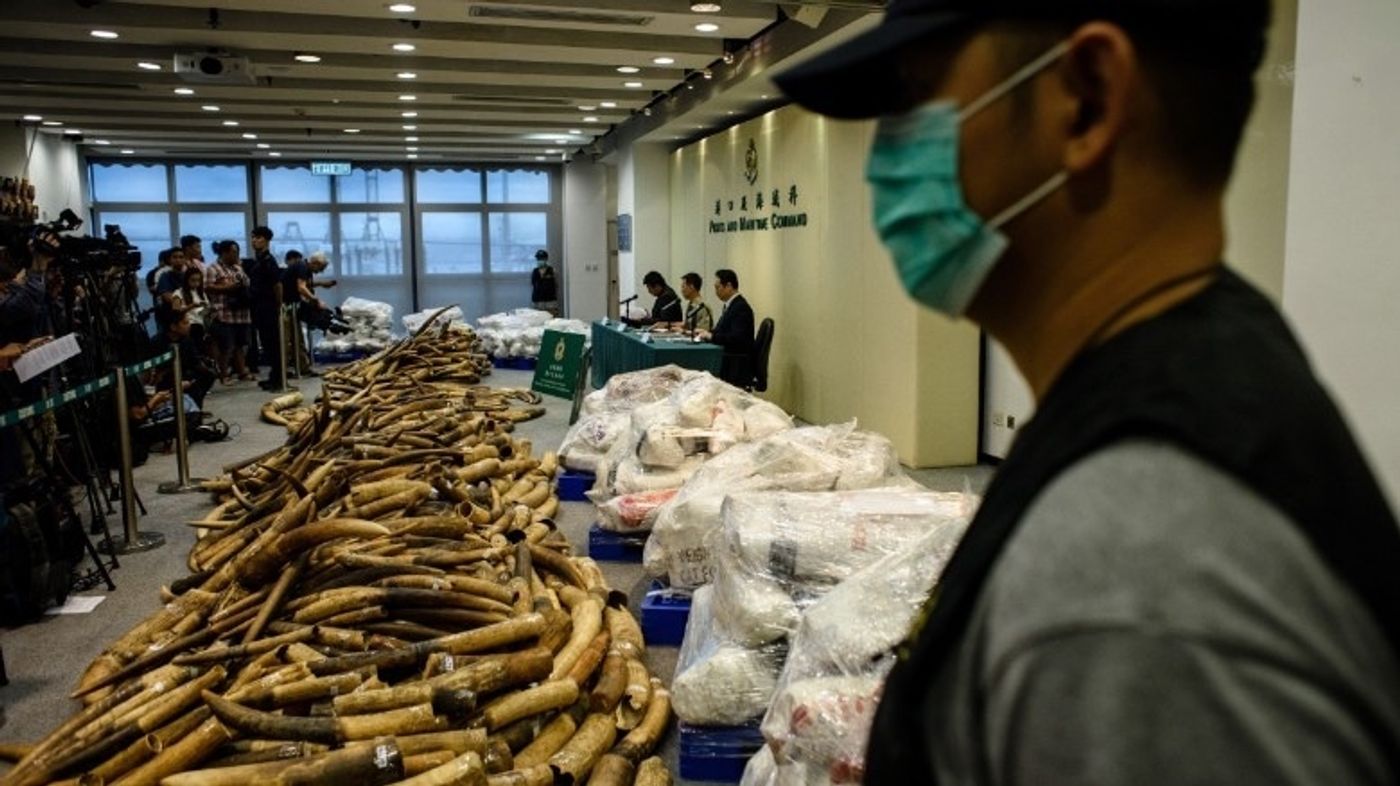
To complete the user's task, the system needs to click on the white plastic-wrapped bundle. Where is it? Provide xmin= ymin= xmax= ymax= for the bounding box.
xmin=595 ymin=488 xmax=680 ymax=532
xmin=337 ymin=296 xmax=396 ymax=352
xmin=558 ymin=366 xmax=703 ymax=473
xmin=709 ymin=489 xmax=972 ymax=647
xmin=475 ymin=308 xmax=554 ymax=358
xmin=755 ymin=523 xmax=972 ymax=785
xmin=401 ymin=305 xmax=466 ymax=334
xmin=645 ymin=424 xmax=910 ymax=589
xmin=590 ymin=374 xmax=793 ymax=519
xmin=671 ymin=586 xmax=784 ymax=726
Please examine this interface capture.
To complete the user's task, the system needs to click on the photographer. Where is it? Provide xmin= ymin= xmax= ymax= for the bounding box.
xmin=205 ymin=240 xmax=254 ymax=383
xmin=0 ymin=230 xmax=57 ymax=344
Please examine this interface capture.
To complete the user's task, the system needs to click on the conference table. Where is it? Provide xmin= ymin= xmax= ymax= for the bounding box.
xmin=591 ymin=320 xmax=723 ymax=389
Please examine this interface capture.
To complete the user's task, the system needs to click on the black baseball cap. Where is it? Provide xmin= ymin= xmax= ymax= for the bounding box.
xmin=774 ymin=0 xmax=1271 ymax=120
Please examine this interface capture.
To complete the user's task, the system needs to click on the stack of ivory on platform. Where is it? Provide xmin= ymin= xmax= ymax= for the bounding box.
xmin=2 ymin=312 xmax=676 ymax=786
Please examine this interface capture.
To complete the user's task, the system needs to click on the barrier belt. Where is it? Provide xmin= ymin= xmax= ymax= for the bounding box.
xmin=0 ymin=373 xmax=116 ymax=428
xmin=0 ymin=350 xmax=175 ymax=429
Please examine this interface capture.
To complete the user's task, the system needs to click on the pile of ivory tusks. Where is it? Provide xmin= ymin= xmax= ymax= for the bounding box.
xmin=2 ymin=313 xmax=675 ymax=786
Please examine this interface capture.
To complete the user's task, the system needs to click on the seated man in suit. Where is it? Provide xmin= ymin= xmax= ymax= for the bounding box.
xmin=699 ymin=268 xmax=755 ymax=389
xmin=626 ymin=271 xmax=683 ymax=327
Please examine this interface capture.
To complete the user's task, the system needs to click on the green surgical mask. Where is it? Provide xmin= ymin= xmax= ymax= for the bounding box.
xmin=866 ymin=41 xmax=1070 ymax=317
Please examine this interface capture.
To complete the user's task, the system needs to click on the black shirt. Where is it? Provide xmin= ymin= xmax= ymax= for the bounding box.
xmin=283 ymin=260 xmax=312 ymax=305
xmin=531 ymin=265 xmax=558 ymax=303
xmin=245 ymin=251 xmax=282 ymax=313
xmin=651 ymin=287 xmax=682 ymax=324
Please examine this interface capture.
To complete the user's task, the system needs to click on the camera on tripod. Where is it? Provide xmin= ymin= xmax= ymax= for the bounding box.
xmin=28 ymin=210 xmax=142 ymax=274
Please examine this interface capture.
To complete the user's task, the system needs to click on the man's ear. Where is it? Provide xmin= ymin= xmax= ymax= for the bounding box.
xmin=1057 ymin=22 xmax=1139 ymax=176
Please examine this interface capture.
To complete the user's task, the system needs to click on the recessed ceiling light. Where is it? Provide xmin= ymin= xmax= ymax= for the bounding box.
xmin=406 ymin=146 xmax=419 ymax=151
xmin=120 ymin=149 xmax=135 ymax=155
xmin=94 ymin=140 xmax=111 ymax=145
xmin=761 ymin=94 xmax=769 ymax=99
xmin=623 ymin=81 xmax=643 ymax=88
xmin=137 ymin=61 xmax=162 ymax=71
xmin=294 ymin=53 xmax=322 ymax=63
xmin=256 ymin=143 xmax=270 ymax=149
xmin=583 ymin=116 xmax=599 ymax=123
xmin=402 ymin=124 xmax=417 ymax=130
xmin=202 ymin=105 xmax=221 ymax=112
xmin=579 ymin=105 xmax=597 ymax=111
xmin=407 ymin=153 xmax=419 ymax=159
xmin=21 ymin=114 xmax=41 ymax=122
xmin=405 ymin=136 xmax=419 ymax=142
xmin=242 ymin=133 xmax=258 ymax=139
xmin=535 ymin=156 xmax=546 ymax=161
xmin=399 ymin=94 xmax=417 ymax=101
xmin=223 ymin=120 xmax=239 ymax=126
xmin=42 ymin=120 xmax=62 ymax=127
xmin=653 ymin=56 xmax=675 ymax=65
xmin=90 ymin=30 xmax=119 ymax=39
xmin=569 ymin=129 xmax=582 ymax=134
xmin=695 ymin=22 xmax=719 ymax=32
xmin=545 ymin=149 xmax=560 ymax=154
xmin=344 ymin=128 xmax=361 ymax=134
xmin=174 ymin=88 xmax=195 ymax=96
xmin=269 ymin=152 xmax=282 ymax=157
xmin=691 ymin=0 xmax=722 ymax=11
xmin=617 ymin=66 xmax=640 ymax=74
xmin=397 ymin=72 xmax=417 ymax=79
xmin=600 ymin=101 xmax=617 ymax=108
xmin=63 ymin=129 xmax=82 ymax=135
xmin=393 ymin=43 xmax=416 ymax=52
xmin=401 ymin=111 xmax=418 ymax=118
xmin=388 ymin=3 xmax=417 ymax=12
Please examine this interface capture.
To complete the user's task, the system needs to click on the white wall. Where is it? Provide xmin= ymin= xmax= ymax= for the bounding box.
xmin=562 ymin=160 xmax=609 ymax=321
xmin=1282 ymin=0 xmax=1400 ymax=508
xmin=615 ymin=143 xmax=672 ymax=303
xmin=981 ymin=0 xmax=1300 ymax=459
xmin=0 ymin=127 xmax=85 ymax=223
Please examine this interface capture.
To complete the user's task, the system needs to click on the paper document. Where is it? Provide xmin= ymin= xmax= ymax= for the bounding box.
xmin=13 ymin=334 xmax=81 ymax=383
xmin=45 ymin=594 xmax=106 ymax=615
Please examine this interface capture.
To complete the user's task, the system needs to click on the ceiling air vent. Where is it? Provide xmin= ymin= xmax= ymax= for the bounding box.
xmin=468 ymin=6 xmax=653 ymax=27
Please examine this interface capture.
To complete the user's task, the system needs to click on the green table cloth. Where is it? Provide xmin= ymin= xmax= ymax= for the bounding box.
xmin=591 ymin=320 xmax=723 ymax=389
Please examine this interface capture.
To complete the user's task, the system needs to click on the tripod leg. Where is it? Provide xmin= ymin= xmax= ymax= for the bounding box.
xmin=69 ymin=407 xmax=120 ymax=569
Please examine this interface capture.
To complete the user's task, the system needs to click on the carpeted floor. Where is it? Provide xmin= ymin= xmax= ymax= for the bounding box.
xmin=0 ymin=365 xmax=994 ymax=784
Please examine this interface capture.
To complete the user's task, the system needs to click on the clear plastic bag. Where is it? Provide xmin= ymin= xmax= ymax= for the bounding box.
xmin=672 ymin=586 xmax=785 ymax=726
xmin=755 ymin=518 xmax=973 ymax=786
xmin=559 ymin=366 xmax=701 ymax=472
xmin=646 ymin=424 xmax=910 ymax=589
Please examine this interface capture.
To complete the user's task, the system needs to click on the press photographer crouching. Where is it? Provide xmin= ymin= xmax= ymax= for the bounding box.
xmin=285 ymin=250 xmax=349 ymax=373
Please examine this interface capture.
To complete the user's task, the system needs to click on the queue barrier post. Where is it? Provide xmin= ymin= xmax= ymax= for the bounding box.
xmin=105 ymin=365 xmax=165 ymax=554
xmin=157 ymin=350 xmax=208 ymax=495
xmin=276 ymin=304 xmax=294 ymax=393
xmin=287 ymin=304 xmax=303 ymax=380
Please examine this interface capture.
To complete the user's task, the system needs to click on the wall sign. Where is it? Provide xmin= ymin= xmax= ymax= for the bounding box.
xmin=617 ymin=213 xmax=633 ymax=252
xmin=707 ymin=137 xmax=810 ymax=234
xmin=310 ymin=161 xmax=352 ymax=176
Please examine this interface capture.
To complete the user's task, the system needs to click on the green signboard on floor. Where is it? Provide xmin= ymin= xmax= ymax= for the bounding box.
xmin=532 ymin=330 xmax=586 ymax=400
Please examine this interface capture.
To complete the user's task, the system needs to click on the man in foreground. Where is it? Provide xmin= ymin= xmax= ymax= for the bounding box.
xmin=777 ymin=0 xmax=1399 ymax=783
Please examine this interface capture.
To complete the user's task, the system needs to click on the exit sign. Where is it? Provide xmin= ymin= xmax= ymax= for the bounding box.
xmin=311 ymin=161 xmax=352 ymax=176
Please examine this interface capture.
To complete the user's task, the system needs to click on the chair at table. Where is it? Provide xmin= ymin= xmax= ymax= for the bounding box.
xmin=750 ymin=318 xmax=775 ymax=393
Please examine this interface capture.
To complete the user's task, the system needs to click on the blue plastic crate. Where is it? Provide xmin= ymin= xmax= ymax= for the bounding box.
xmin=588 ymin=524 xmax=646 ymax=563
xmin=678 ymin=751 xmax=757 ymax=783
xmin=678 ymin=722 xmax=765 ymax=783
xmin=640 ymin=580 xmax=692 ymax=646
xmin=556 ymin=469 xmax=594 ymax=502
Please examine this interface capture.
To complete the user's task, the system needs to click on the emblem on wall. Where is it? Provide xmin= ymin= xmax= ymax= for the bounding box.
xmin=744 ymin=138 xmax=759 ymax=186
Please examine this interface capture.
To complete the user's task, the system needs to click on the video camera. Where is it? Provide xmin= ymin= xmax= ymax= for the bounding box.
xmin=27 ymin=210 xmax=142 ymax=274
